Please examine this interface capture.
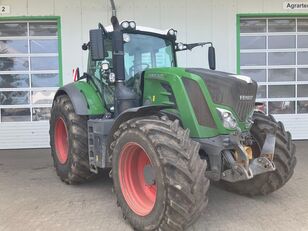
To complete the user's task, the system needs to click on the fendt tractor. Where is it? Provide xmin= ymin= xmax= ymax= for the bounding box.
xmin=50 ymin=1 xmax=296 ymax=230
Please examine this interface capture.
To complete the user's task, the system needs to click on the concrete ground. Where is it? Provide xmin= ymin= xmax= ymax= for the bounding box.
xmin=0 ymin=141 xmax=307 ymax=231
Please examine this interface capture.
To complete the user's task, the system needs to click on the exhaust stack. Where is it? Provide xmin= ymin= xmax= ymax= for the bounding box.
xmin=108 ymin=0 xmax=139 ymax=116
xmin=110 ymin=0 xmax=117 ymax=17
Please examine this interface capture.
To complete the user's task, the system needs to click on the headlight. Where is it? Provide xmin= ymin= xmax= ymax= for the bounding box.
xmin=217 ymin=108 xmax=238 ymax=129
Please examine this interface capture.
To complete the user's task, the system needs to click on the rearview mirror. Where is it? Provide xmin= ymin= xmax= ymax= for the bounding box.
xmin=89 ymin=29 xmax=105 ymax=61
xmin=208 ymin=46 xmax=216 ymax=70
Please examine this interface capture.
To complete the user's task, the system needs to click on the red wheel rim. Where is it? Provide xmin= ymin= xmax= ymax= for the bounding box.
xmin=54 ymin=117 xmax=69 ymax=164
xmin=118 ymin=142 xmax=157 ymax=216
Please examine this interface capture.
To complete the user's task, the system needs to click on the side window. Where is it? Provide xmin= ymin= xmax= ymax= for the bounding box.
xmin=88 ymin=39 xmax=113 ymax=79
xmin=87 ymin=38 xmax=114 ymax=109
xmin=124 ymin=52 xmax=134 ymax=80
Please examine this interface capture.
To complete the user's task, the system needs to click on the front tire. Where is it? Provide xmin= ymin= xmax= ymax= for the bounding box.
xmin=221 ymin=112 xmax=296 ymax=196
xmin=50 ymin=95 xmax=95 ymax=184
xmin=111 ymin=116 xmax=209 ymax=231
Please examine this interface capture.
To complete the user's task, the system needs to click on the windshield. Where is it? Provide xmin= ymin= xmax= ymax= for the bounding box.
xmin=124 ymin=33 xmax=175 ymax=80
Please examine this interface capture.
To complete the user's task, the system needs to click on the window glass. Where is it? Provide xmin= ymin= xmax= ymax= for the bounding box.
xmin=298 ymin=68 xmax=308 ymax=81
xmin=0 ymin=40 xmax=28 ymax=54
xmin=31 ymin=74 xmax=59 ymax=87
xmin=298 ymin=101 xmax=308 ymax=113
xmin=0 ymin=23 xmax=27 ymax=37
xmin=268 ymin=52 xmax=295 ymax=65
xmin=268 ymin=85 xmax=295 ymax=98
xmin=297 ymin=19 xmax=308 ymax=32
xmin=29 ymin=22 xmax=57 ymax=36
xmin=0 ymin=91 xmax=29 ymax=105
xmin=268 ymin=69 xmax=295 ymax=82
xmin=31 ymin=90 xmax=55 ymax=104
xmin=31 ymin=57 xmax=58 ymax=70
xmin=257 ymin=85 xmax=266 ymax=98
xmin=240 ymin=19 xmax=266 ymax=33
xmin=124 ymin=33 xmax=174 ymax=80
xmin=298 ymin=52 xmax=308 ymax=65
xmin=298 ymin=35 xmax=308 ymax=48
xmin=268 ymin=35 xmax=296 ymax=49
xmin=268 ymin=19 xmax=296 ymax=32
xmin=240 ymin=36 xmax=266 ymax=49
xmin=1 ymin=108 xmax=31 ymax=122
xmin=32 ymin=107 xmax=51 ymax=121
xmin=156 ymin=47 xmax=173 ymax=67
xmin=297 ymin=85 xmax=308 ymax=97
xmin=240 ymin=69 xmax=266 ymax=82
xmin=240 ymin=53 xmax=266 ymax=66
xmin=0 ymin=20 xmax=59 ymax=122
xmin=0 ymin=74 xmax=29 ymax=88
xmin=240 ymin=17 xmax=308 ymax=116
xmin=30 ymin=39 xmax=58 ymax=53
xmin=268 ymin=101 xmax=295 ymax=114
xmin=0 ymin=57 xmax=29 ymax=71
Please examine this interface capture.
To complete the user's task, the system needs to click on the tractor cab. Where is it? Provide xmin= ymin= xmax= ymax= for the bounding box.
xmin=87 ymin=24 xmax=177 ymax=111
xmin=85 ymin=20 xmax=216 ymax=115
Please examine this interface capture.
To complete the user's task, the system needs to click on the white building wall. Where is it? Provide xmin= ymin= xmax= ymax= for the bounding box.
xmin=1 ymin=0 xmax=308 ymax=79
xmin=0 ymin=0 xmax=307 ymax=148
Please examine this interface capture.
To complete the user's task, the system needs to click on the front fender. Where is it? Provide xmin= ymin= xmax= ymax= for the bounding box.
xmin=54 ymin=81 xmax=105 ymax=115
xmin=106 ymin=104 xmax=173 ymax=156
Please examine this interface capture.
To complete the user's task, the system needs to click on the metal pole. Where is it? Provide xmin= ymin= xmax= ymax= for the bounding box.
xmin=109 ymin=0 xmax=117 ymax=17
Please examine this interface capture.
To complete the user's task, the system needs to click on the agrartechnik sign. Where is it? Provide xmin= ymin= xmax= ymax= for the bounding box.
xmin=283 ymin=2 xmax=308 ymax=10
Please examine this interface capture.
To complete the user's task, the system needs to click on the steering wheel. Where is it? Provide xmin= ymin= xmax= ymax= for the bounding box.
xmin=129 ymin=63 xmax=150 ymax=77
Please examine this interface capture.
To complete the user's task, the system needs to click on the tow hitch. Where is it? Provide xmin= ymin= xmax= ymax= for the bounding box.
xmin=221 ymin=131 xmax=276 ymax=183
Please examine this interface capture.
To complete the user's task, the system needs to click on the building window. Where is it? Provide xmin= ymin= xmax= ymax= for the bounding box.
xmin=0 ymin=20 xmax=60 ymax=122
xmin=239 ymin=17 xmax=308 ymax=114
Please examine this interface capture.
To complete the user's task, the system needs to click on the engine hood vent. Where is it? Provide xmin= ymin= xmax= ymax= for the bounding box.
xmin=185 ymin=68 xmax=257 ymax=121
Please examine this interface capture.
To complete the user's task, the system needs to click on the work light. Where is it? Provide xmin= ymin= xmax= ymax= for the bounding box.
xmin=129 ymin=21 xmax=136 ymax=29
xmin=168 ymin=29 xmax=176 ymax=36
xmin=121 ymin=21 xmax=129 ymax=29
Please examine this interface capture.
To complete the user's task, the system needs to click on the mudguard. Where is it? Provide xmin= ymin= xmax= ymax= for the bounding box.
xmin=54 ymin=82 xmax=105 ymax=115
xmin=106 ymin=104 xmax=173 ymax=158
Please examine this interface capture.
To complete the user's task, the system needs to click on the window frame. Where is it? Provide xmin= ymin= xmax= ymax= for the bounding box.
xmin=237 ymin=13 xmax=308 ymax=115
xmin=0 ymin=16 xmax=63 ymax=122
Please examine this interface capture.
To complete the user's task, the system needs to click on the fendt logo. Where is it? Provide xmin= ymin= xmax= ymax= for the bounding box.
xmin=240 ymin=95 xmax=254 ymax=100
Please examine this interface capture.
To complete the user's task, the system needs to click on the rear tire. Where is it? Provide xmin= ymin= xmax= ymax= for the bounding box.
xmin=111 ymin=116 xmax=209 ymax=231
xmin=220 ymin=112 xmax=296 ymax=196
xmin=50 ymin=95 xmax=95 ymax=184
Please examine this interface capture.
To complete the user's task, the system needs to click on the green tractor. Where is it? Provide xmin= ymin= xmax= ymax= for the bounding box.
xmin=50 ymin=3 xmax=296 ymax=231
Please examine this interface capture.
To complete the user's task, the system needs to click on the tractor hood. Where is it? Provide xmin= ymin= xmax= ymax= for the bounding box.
xmin=186 ymin=68 xmax=258 ymax=121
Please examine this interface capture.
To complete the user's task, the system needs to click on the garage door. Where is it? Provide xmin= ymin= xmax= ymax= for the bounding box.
xmin=0 ymin=19 xmax=61 ymax=149
xmin=239 ymin=16 xmax=308 ymax=139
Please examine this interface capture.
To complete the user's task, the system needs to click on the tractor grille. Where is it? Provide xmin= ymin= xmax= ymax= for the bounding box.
xmin=234 ymin=97 xmax=256 ymax=121
xmin=186 ymin=68 xmax=257 ymax=121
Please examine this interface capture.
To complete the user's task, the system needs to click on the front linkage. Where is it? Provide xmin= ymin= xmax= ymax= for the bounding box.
xmin=197 ymin=124 xmax=277 ymax=183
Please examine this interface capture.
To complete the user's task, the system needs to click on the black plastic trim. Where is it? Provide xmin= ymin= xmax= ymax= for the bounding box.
xmin=54 ymin=83 xmax=89 ymax=115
